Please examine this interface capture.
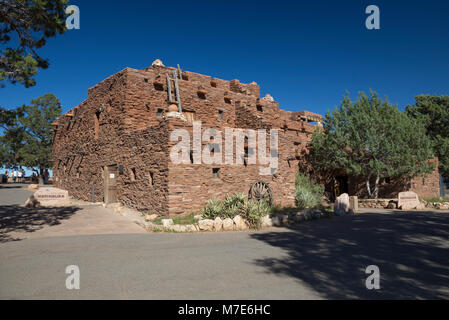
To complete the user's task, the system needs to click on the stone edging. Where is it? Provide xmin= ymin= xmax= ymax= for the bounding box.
xmin=359 ymin=198 xmax=449 ymax=210
xmin=141 ymin=208 xmax=333 ymax=233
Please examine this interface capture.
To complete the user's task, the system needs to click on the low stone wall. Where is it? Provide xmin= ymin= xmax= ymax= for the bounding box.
xmin=421 ymin=201 xmax=449 ymax=210
xmin=142 ymin=208 xmax=333 ymax=233
xmin=359 ymin=199 xmax=397 ymax=209
xmin=359 ymin=198 xmax=449 ymax=210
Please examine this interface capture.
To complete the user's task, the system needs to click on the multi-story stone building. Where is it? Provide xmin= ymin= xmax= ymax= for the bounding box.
xmin=52 ymin=59 xmax=441 ymax=215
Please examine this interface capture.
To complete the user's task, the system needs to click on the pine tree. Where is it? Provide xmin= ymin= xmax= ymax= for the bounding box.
xmin=311 ymin=91 xmax=435 ymax=199
xmin=17 ymin=93 xmax=62 ymax=182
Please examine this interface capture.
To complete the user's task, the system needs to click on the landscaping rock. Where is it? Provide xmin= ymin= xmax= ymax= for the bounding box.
xmin=145 ymin=213 xmax=159 ymax=221
xmin=312 ymin=210 xmax=322 ymax=219
xmin=233 ymin=215 xmax=247 ymax=230
xmin=24 ymin=195 xmax=40 ymax=208
xmin=222 ymin=218 xmax=234 ymax=231
xmin=170 ymin=224 xmax=187 ymax=232
xmin=161 ymin=219 xmax=173 ymax=229
xmin=334 ymin=193 xmax=350 ymax=216
xmin=185 ymin=224 xmax=198 ymax=232
xmin=281 ymin=214 xmax=289 ymax=226
xmin=295 ymin=214 xmax=305 ymax=223
xmin=198 ymin=219 xmax=214 ymax=231
xmin=269 ymin=216 xmax=280 ymax=226
xmin=194 ymin=214 xmax=202 ymax=220
xmin=320 ymin=196 xmax=331 ymax=208
xmin=386 ymin=201 xmax=397 ymax=209
xmin=213 ymin=217 xmax=223 ymax=231
xmin=34 ymin=187 xmax=69 ymax=206
xmin=398 ymin=191 xmax=420 ymax=210
xmin=436 ymin=202 xmax=449 ymax=210
xmin=416 ymin=202 xmax=426 ymax=210
xmin=144 ymin=221 xmax=162 ymax=231
xmin=261 ymin=215 xmax=273 ymax=227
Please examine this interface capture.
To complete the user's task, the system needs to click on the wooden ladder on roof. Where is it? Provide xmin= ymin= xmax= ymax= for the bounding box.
xmin=166 ymin=64 xmax=183 ymax=112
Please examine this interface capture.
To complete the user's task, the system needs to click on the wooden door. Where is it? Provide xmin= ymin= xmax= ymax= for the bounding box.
xmin=104 ymin=165 xmax=118 ymax=203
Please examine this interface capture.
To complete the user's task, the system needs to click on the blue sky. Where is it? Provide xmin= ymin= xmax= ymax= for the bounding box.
xmin=1 ymin=0 xmax=448 ymax=117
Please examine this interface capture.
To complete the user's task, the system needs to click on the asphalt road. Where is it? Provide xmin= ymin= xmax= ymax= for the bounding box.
xmin=1 ymin=184 xmax=448 ymax=299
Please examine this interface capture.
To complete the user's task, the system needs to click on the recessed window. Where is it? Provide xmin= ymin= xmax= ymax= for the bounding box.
xmin=130 ymin=168 xmax=136 ymax=181
xmin=197 ymin=91 xmax=206 ymax=99
xmin=218 ymin=109 xmax=223 ymax=121
xmin=212 ymin=168 xmax=220 ymax=178
xmin=156 ymin=108 xmax=164 ymax=118
xmin=257 ymin=105 xmax=263 ymax=112
xmin=144 ymin=78 xmax=149 ymax=83
xmin=94 ymin=111 xmax=100 ymax=139
xmin=189 ymin=150 xmax=194 ymax=163
xmin=154 ymin=83 xmax=164 ymax=91
xmin=149 ymin=172 xmax=154 ymax=186
xmin=224 ymin=97 xmax=231 ymax=104
xmin=211 ymin=81 xmax=217 ymax=87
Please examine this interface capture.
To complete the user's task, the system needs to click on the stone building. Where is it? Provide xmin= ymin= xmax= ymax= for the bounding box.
xmin=52 ymin=59 xmax=441 ymax=215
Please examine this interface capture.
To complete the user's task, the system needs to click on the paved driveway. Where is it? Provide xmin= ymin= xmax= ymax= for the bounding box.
xmin=0 ymin=184 xmax=145 ymax=243
xmin=1 ymin=184 xmax=448 ymax=299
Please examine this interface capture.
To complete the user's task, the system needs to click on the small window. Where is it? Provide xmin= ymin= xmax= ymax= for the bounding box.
xmin=189 ymin=150 xmax=194 ymax=163
xmin=154 ymin=83 xmax=164 ymax=91
xmin=197 ymin=91 xmax=206 ymax=99
xmin=149 ymin=172 xmax=154 ymax=186
xmin=212 ymin=168 xmax=220 ymax=178
xmin=210 ymin=81 xmax=217 ymax=87
xmin=156 ymin=108 xmax=164 ymax=118
xmin=218 ymin=110 xmax=223 ymax=121
xmin=130 ymin=168 xmax=136 ymax=181
xmin=224 ymin=97 xmax=231 ymax=104
xmin=144 ymin=78 xmax=149 ymax=83
xmin=257 ymin=105 xmax=263 ymax=112
xmin=94 ymin=111 xmax=101 ymax=139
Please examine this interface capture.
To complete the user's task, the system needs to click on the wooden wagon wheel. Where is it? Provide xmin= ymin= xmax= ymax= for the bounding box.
xmin=248 ymin=181 xmax=273 ymax=206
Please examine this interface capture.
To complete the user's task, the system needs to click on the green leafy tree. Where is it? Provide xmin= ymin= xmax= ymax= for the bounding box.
xmin=0 ymin=0 xmax=67 ymax=88
xmin=406 ymin=95 xmax=449 ymax=179
xmin=17 ymin=93 xmax=61 ymax=181
xmin=311 ymin=91 xmax=435 ymax=199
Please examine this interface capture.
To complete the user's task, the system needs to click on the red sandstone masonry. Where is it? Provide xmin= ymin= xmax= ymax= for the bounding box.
xmin=52 ymin=62 xmax=440 ymax=215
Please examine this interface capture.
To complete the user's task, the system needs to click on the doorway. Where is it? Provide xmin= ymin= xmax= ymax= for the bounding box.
xmin=334 ymin=176 xmax=349 ymax=199
xmin=104 ymin=165 xmax=118 ymax=204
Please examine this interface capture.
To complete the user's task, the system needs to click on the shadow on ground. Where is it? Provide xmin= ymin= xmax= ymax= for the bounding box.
xmin=250 ymin=211 xmax=449 ymax=299
xmin=0 ymin=205 xmax=81 ymax=243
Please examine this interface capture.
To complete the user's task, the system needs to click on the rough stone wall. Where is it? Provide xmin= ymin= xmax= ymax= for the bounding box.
xmin=52 ymin=68 xmax=170 ymax=213
xmin=347 ymin=158 xmax=440 ymax=199
xmin=54 ymin=62 xmax=440 ymax=216
xmin=165 ymin=115 xmax=314 ymax=215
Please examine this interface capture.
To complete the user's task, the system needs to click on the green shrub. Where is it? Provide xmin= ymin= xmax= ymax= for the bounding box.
xmin=200 ymin=193 xmax=271 ymax=229
xmin=294 ymin=173 xmax=324 ymax=209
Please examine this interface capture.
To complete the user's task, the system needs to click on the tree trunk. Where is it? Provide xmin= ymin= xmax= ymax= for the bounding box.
xmin=38 ymin=166 xmax=44 ymax=186
xmin=373 ymin=175 xmax=380 ymax=199
xmin=366 ymin=173 xmax=373 ymax=198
